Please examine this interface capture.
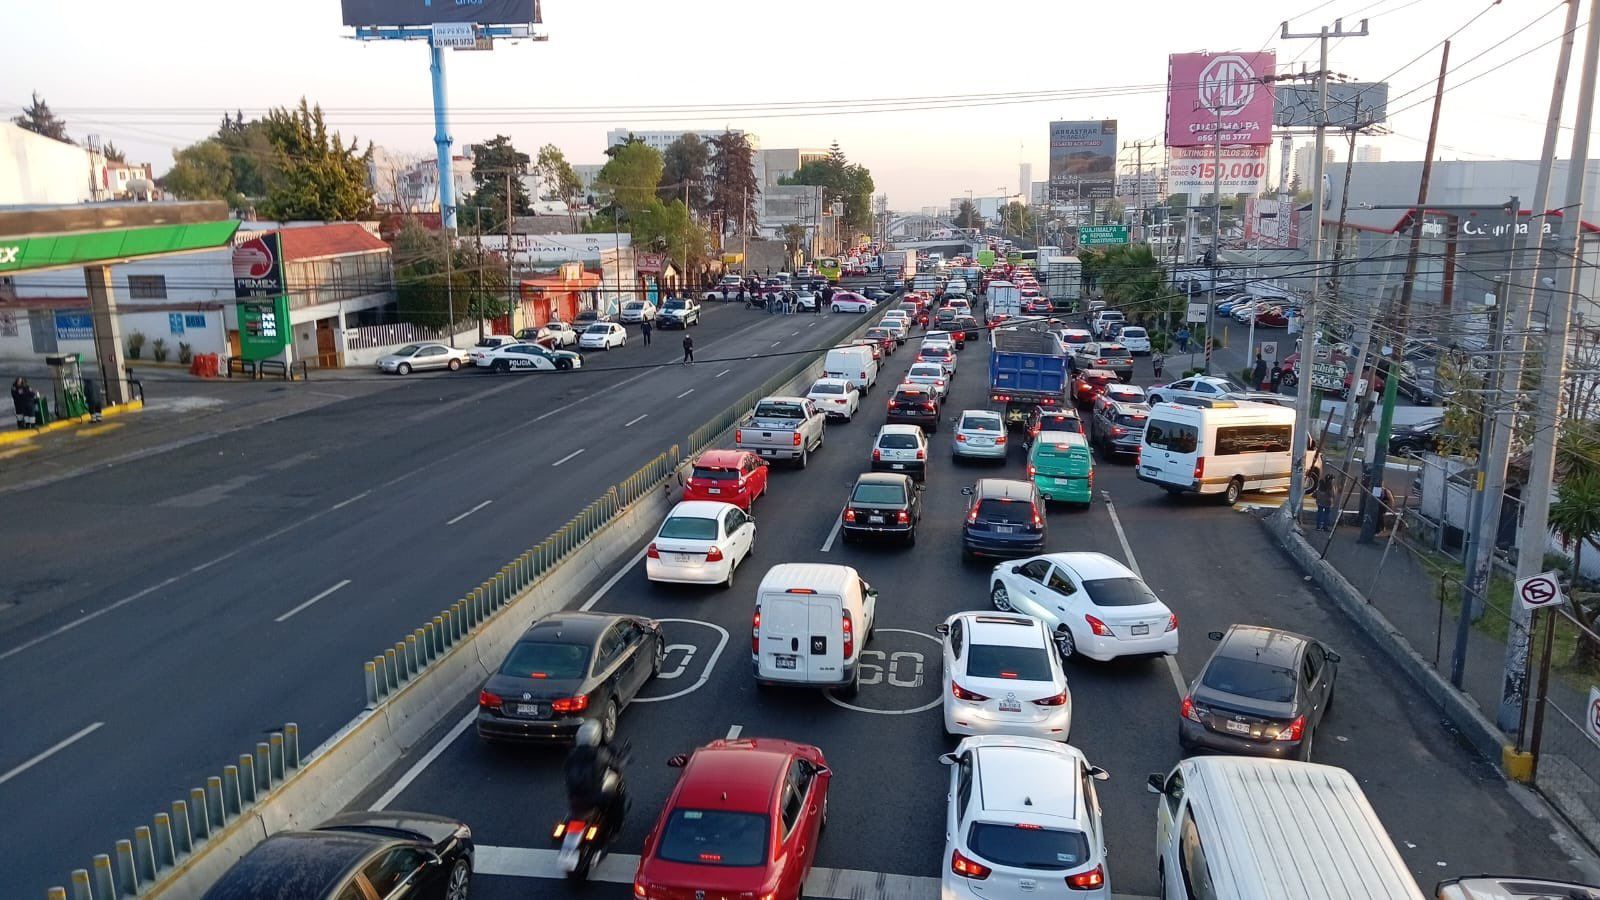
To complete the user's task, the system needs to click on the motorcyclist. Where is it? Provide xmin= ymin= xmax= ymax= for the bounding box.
xmin=565 ymin=720 xmax=625 ymax=829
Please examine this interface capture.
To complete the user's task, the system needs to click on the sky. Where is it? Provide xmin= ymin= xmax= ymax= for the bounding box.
xmin=1 ymin=0 xmax=1590 ymax=209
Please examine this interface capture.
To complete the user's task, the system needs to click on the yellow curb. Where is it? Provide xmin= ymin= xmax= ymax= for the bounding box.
xmin=74 ymin=422 xmax=123 ymax=438
xmin=0 ymin=398 xmax=143 ymax=446
xmin=0 ymin=444 xmax=40 ymax=462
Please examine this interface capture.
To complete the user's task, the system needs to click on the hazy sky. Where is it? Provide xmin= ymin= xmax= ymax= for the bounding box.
xmin=1 ymin=0 xmax=1587 ymax=208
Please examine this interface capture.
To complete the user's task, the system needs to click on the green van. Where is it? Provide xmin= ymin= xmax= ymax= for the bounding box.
xmin=1027 ymin=429 xmax=1094 ymax=506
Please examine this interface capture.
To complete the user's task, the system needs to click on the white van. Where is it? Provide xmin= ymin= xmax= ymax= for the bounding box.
xmin=825 ymin=345 xmax=879 ymax=392
xmin=1136 ymin=400 xmax=1321 ymax=506
xmin=751 ymin=563 xmax=877 ymax=697
xmin=1147 ymin=756 xmax=1423 ymax=900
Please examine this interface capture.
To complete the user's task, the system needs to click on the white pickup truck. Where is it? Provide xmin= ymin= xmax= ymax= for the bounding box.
xmin=735 ymin=397 xmax=827 ymax=468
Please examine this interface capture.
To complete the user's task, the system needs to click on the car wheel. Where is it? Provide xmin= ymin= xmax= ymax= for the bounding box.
xmin=723 ymin=557 xmax=737 ymax=591
xmin=1223 ymin=476 xmax=1244 ymax=506
xmin=396 ymin=362 xmax=412 ymax=375
xmin=1305 ymin=467 xmax=1320 ymax=494
xmin=836 ymin=665 xmax=861 ymax=699
xmin=652 ymin=637 xmax=664 ymax=677
xmin=556 ymin=359 xmax=571 ymax=371
xmin=491 ymin=360 xmax=509 ymax=375
xmin=1147 ymin=393 xmax=1162 ymax=404
xmin=600 ymin=699 xmax=618 ymax=743
xmin=445 ymin=858 xmax=471 ymax=900
xmin=447 ymin=359 xmax=461 ymax=371
xmin=991 ymin=583 xmax=1013 ymax=612
xmin=905 ymin=527 xmax=917 ymax=547
xmin=1054 ymin=627 xmax=1077 ymax=659
xmin=820 ymin=794 xmax=829 ymax=830
xmin=797 ymin=447 xmax=809 ymax=469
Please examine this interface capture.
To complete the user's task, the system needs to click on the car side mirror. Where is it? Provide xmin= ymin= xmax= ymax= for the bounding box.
xmin=1207 ymin=631 xmax=1224 ymax=641
xmin=667 ymin=754 xmax=689 ymax=768
xmin=1146 ymin=773 xmax=1166 ymax=795
xmin=1011 ymin=565 xmax=1023 ymax=574
xmin=935 ymin=623 xmax=950 ymax=636
xmin=1089 ymin=766 xmax=1110 ymax=782
xmin=1325 ymin=649 xmax=1341 ymax=663
xmin=939 ymin=752 xmax=959 ymax=766
xmin=961 ymin=486 xmax=974 ymax=496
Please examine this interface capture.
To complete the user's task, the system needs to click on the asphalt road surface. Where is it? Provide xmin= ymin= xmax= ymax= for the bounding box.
xmin=0 ymin=295 xmax=888 ymax=896
xmin=355 ymin=315 xmax=1593 ymax=899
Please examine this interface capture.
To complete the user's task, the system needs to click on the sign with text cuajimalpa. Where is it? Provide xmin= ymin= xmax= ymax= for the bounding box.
xmin=1166 ymin=52 xmax=1276 ymax=148
xmin=232 ymin=232 xmax=284 ymax=299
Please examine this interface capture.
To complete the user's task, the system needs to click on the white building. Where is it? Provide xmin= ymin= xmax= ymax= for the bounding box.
xmin=1019 ymin=163 xmax=1032 ymax=201
xmin=1 ymin=123 xmax=156 ymax=205
xmin=371 ymin=149 xmax=474 ymax=214
xmin=1292 ymin=143 xmax=1336 ymax=188
xmin=605 ymin=128 xmax=759 ymax=155
xmin=1356 ymin=144 xmax=1382 ymax=163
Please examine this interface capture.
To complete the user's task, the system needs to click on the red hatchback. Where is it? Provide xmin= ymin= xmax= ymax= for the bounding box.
xmin=682 ymin=450 xmax=769 ymax=511
xmin=634 ymin=738 xmax=830 ymax=900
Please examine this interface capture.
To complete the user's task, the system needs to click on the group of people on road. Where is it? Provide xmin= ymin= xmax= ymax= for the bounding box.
xmin=11 ymin=377 xmax=40 ymax=430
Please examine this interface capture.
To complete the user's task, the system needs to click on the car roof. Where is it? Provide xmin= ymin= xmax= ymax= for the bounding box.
xmin=1217 ymin=625 xmax=1312 ymax=667
xmin=976 ymin=478 xmax=1037 ymax=501
xmin=204 ymin=830 xmax=383 ymax=899
xmin=972 ymin=740 xmax=1084 ymax=821
xmin=878 ymin=424 xmax=925 ymax=438
xmin=1079 ymin=368 xmax=1117 ymax=378
xmin=962 ymin=612 xmax=1048 ymax=648
xmin=695 ymin=449 xmax=749 ymax=468
xmin=960 ymin=409 xmax=1003 ymax=421
xmin=676 ymin=741 xmax=792 ymax=813
xmin=519 ymin=611 xmax=616 ymax=643
xmin=856 ymin=471 xmax=913 ymax=487
xmin=1042 ymin=551 xmax=1134 ymax=581
xmin=668 ymin=500 xmax=740 ymax=519
xmin=758 ymin=562 xmax=859 ymax=594
xmin=1036 ymin=407 xmax=1080 ymax=419
xmin=1106 ymin=400 xmax=1151 ymax=415
xmin=810 ymin=377 xmax=851 ymax=386
xmin=894 ymin=383 xmax=932 ymax=394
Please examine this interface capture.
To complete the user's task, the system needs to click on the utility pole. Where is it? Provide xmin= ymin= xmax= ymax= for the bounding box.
xmin=505 ymin=170 xmax=516 ymax=334
xmin=1455 ymin=272 xmax=1510 ymax=686
xmin=1206 ymin=102 xmax=1222 ymax=375
xmin=1123 ymin=139 xmax=1158 ymax=242
xmin=1282 ymin=16 xmax=1371 ymax=514
xmin=444 ymin=213 xmax=457 ymax=347
xmin=1503 ymin=0 xmax=1600 ymax=735
xmin=1361 ymin=42 xmax=1448 ymax=543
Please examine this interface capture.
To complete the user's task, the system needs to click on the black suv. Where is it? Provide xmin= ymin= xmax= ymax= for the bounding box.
xmin=1091 ymin=396 xmax=1150 ymax=460
xmin=886 ymin=383 xmax=941 ymax=432
xmin=961 ymin=478 xmax=1046 ymax=560
xmin=841 ymin=472 xmax=924 ymax=546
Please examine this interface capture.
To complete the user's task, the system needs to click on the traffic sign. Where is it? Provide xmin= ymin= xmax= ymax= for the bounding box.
xmin=1186 ymin=301 xmax=1208 ymax=323
xmin=1516 ymin=570 xmax=1565 ymax=613
xmin=1079 ymin=225 xmax=1130 ymax=246
xmin=1586 ymin=686 xmax=1600 ymax=749
xmin=1260 ymin=341 xmax=1278 ymax=363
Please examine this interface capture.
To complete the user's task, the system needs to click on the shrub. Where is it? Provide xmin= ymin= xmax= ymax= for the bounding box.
xmin=127 ymin=331 xmax=146 ymax=360
xmin=151 ymin=338 xmax=169 ymax=362
xmin=178 ymin=342 xmax=193 ymax=365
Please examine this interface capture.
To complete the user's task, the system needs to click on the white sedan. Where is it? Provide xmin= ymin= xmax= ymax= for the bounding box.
xmin=578 ymin=322 xmax=628 ymax=350
xmin=645 ymin=500 xmax=756 ymax=589
xmin=536 ymin=322 xmax=579 ymax=348
xmin=466 ymin=334 xmax=519 ymax=367
xmin=988 ymin=552 xmax=1178 ymax=661
xmin=904 ymin=362 xmax=950 ymax=399
xmin=830 ymin=292 xmax=873 ymax=313
xmin=939 ymin=612 xmax=1072 ymax=741
xmin=619 ymin=300 xmax=657 ymax=324
xmin=806 ymin=377 xmax=861 ymax=421
xmin=477 ymin=342 xmax=584 ymax=373
xmin=795 ymin=291 xmax=818 ymax=311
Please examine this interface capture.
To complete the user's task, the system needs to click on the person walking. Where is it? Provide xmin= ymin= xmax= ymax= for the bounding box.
xmin=1270 ymin=361 xmax=1283 ymax=393
xmin=681 ymin=333 xmax=695 ymax=366
xmin=1314 ymin=475 xmax=1336 ymax=532
xmin=640 ymin=318 xmax=653 ymax=346
xmin=1252 ymin=353 xmax=1269 ymax=390
xmin=1151 ymin=351 xmax=1165 ymax=381
xmin=11 ymin=377 xmax=34 ymax=430
xmin=1176 ymin=326 xmax=1190 ymax=354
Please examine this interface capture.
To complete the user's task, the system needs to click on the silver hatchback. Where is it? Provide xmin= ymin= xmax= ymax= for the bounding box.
xmin=952 ymin=409 xmax=1009 ymax=461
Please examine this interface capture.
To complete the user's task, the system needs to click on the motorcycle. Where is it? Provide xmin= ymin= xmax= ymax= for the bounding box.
xmin=554 ymin=744 xmax=630 ymax=880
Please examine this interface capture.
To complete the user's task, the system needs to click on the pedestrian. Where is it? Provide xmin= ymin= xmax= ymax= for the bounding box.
xmin=1176 ymin=326 xmax=1190 ymax=353
xmin=1252 ymin=353 xmax=1269 ymax=390
xmin=681 ymin=333 xmax=695 ymax=365
xmin=1314 ymin=475 xmax=1336 ymax=531
xmin=640 ymin=318 xmax=653 ymax=346
xmin=1151 ymin=352 xmax=1165 ymax=381
xmin=1270 ymin=362 xmax=1283 ymax=393
xmin=84 ymin=375 xmax=104 ymax=422
xmin=11 ymin=377 xmax=34 ymax=430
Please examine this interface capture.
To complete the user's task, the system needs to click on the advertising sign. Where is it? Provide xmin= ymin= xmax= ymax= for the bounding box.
xmin=636 ymin=252 xmax=667 ymax=275
xmin=169 ymin=313 xmax=186 ymax=336
xmin=341 ymin=0 xmax=540 ymax=27
xmin=55 ymin=311 xmax=93 ymax=341
xmin=1048 ymin=120 xmax=1118 ymax=202
xmin=1311 ymin=362 xmax=1348 ymax=391
xmin=1276 ymin=83 xmax=1388 ymax=129
xmin=1166 ymin=52 xmax=1276 ymax=148
xmin=1168 ymin=145 xmax=1271 ymax=195
xmin=232 ymin=232 xmax=285 ymax=299
xmin=1079 ymin=225 xmax=1130 ymax=246
xmin=238 ymin=297 xmax=291 ymax=362
xmin=1244 ymin=198 xmax=1301 ymax=249
xmin=430 ymin=22 xmax=476 ymax=47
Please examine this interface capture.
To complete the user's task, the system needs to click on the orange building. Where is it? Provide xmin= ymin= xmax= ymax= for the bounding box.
xmin=519 ymin=262 xmax=603 ymax=327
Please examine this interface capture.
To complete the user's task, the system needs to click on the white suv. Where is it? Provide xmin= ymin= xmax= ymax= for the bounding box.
xmin=941 ymin=735 xmax=1111 ymax=899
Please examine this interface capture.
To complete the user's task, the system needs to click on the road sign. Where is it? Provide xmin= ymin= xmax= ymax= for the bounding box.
xmin=1586 ymin=686 xmax=1600 ymax=749
xmin=1260 ymin=341 xmax=1278 ymax=364
xmin=1516 ymin=570 xmax=1565 ymax=613
xmin=1311 ymin=361 xmax=1346 ymax=391
xmin=1186 ymin=301 xmax=1209 ymax=323
xmin=1079 ymin=225 xmax=1129 ymax=246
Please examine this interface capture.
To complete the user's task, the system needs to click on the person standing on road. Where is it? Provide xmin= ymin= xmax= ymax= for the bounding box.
xmin=11 ymin=377 xmax=34 ymax=430
xmin=1176 ymin=326 xmax=1190 ymax=354
xmin=682 ymin=333 xmax=695 ymax=365
xmin=1314 ymin=475 xmax=1336 ymax=532
xmin=640 ymin=318 xmax=653 ymax=346
xmin=1252 ymin=353 xmax=1269 ymax=390
xmin=1151 ymin=351 xmax=1165 ymax=381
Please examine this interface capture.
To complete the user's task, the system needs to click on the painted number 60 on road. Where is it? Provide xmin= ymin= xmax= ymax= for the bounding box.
xmin=858 ymin=650 xmax=925 ymax=688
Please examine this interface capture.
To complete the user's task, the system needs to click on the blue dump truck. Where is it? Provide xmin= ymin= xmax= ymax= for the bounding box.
xmin=990 ymin=325 xmax=1070 ymax=426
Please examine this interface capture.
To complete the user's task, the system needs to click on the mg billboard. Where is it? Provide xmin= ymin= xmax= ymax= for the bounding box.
xmin=341 ymin=0 xmax=540 ymax=27
xmin=1048 ymin=120 xmax=1118 ymax=203
xmin=1166 ymin=52 xmax=1276 ymax=148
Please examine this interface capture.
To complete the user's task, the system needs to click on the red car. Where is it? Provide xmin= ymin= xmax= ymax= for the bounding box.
xmin=1072 ymin=369 xmax=1118 ymax=406
xmin=634 ymin=738 xmax=831 ymax=900
xmin=681 ymin=450 xmax=769 ymax=511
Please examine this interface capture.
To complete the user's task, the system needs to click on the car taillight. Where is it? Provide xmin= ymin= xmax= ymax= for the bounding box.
xmin=633 ymin=875 xmax=649 ymax=898
xmin=1181 ymin=695 xmax=1202 ymax=722
xmin=967 ymin=506 xmax=980 ymax=524
xmin=751 ymin=608 xmax=761 ymax=654
xmin=1032 ymin=506 xmax=1044 ymax=528
xmin=896 ymin=509 xmax=910 ymax=524
xmin=951 ymin=682 xmax=989 ymax=702
xmin=552 ymin=695 xmax=590 ymax=714
xmin=916 ymin=448 xmax=926 ymax=459
xmin=792 ymin=432 xmax=803 ymax=447
xmin=873 ymin=447 xmax=882 ymax=461
xmin=705 ymin=546 xmax=724 ymax=562
xmin=1194 ymin=458 xmax=1205 ymax=480
xmin=842 ymin=614 xmax=854 ymax=659
xmin=951 ymin=849 xmax=991 ymax=880
xmin=1085 ymin=615 xmax=1113 ymax=637
xmin=1033 ymin=690 xmax=1069 ymax=707
xmin=646 ymin=543 xmax=660 ymax=559
xmin=734 ymin=429 xmax=742 ymax=443
xmin=1166 ymin=613 xmax=1179 ymax=632
xmin=1275 ymin=714 xmax=1306 ymax=742
xmin=923 ymin=402 xmax=937 ymax=412
xmin=844 ymin=507 xmax=857 ymax=523
xmin=1067 ymin=865 xmax=1105 ymax=891
xmin=956 ymin=433 xmax=967 ymax=442
xmin=1112 ymin=426 xmax=1126 ymax=437
xmin=1027 ymin=464 xmax=1037 ymax=477
xmin=995 ymin=435 xmax=1007 ymax=445
xmin=478 ymin=690 xmax=502 ymax=710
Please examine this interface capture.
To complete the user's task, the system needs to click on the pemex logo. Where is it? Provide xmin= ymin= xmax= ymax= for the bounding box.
xmin=1198 ymin=55 xmax=1261 ymax=115
xmin=233 ymin=236 xmax=275 ymax=280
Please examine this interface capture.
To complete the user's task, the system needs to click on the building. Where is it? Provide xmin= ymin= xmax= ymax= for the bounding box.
xmin=1019 ymin=163 xmax=1033 ymax=201
xmin=1356 ymin=145 xmax=1382 ymax=163
xmin=1030 ymin=181 xmax=1051 ymax=206
xmin=949 ymin=196 xmax=1005 ymax=221
xmin=371 ymin=149 xmax=474 ymax=214
xmin=1119 ymin=168 xmax=1167 ymax=210
xmin=1 ymin=123 xmax=157 ymax=205
xmin=605 ymin=128 xmax=759 ymax=155
xmin=760 ymin=148 xmax=830 ymax=189
xmin=1292 ymin=143 xmax=1336 ymax=188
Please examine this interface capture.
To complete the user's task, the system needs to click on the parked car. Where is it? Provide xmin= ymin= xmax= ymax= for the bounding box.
xmin=1090 ymin=396 xmax=1150 ymax=460
xmin=1179 ymin=624 xmax=1339 ymax=760
xmin=573 ymin=309 xmax=608 ymax=327
xmin=886 ymin=383 xmax=942 ymax=432
xmin=841 ymin=471 xmax=924 ymax=545
xmin=961 ymin=478 xmax=1046 ymax=560
xmin=529 ymin=321 xmax=580 ymax=348
xmin=466 ymin=334 xmax=519 ymax=366
xmin=990 ymin=551 xmax=1178 ymax=662
xmin=682 ymin=449 xmax=768 ymax=511
xmin=619 ymin=299 xmax=657 ymax=324
xmin=939 ymin=613 xmax=1072 ymax=741
xmin=657 ymin=297 xmax=700 ymax=329
xmin=376 ymin=342 xmax=469 ymax=375
xmin=1399 ymin=355 xmax=1439 ymax=404
xmin=476 ymin=611 xmax=664 ymax=743
xmin=1146 ymin=375 xmax=1254 ymax=407
xmin=735 ymin=396 xmax=828 ymax=466
xmin=702 ymin=275 xmax=746 ymax=301
xmin=952 ymin=409 xmax=1008 ymax=462
xmin=578 ymin=322 xmax=628 ymax=350
xmin=479 ymin=341 xmax=584 ymax=373
xmin=806 ymin=377 xmax=861 ymax=422
xmin=1388 ymin=416 xmax=1445 ymax=457
xmin=646 ymin=500 xmax=757 ymax=589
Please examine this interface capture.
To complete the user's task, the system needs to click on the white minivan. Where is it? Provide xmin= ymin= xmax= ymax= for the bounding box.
xmin=1136 ymin=400 xmax=1321 ymax=506
xmin=1147 ymin=756 xmax=1423 ymax=900
xmin=751 ymin=563 xmax=877 ymax=697
xmin=825 ymin=345 xmax=879 ymax=392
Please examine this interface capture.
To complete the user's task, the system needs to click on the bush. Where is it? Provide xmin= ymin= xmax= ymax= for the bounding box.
xmin=178 ymin=342 xmax=193 ymax=365
xmin=127 ymin=331 xmax=145 ymax=360
xmin=1183 ymin=367 xmax=1206 ymax=378
xmin=151 ymin=338 xmax=169 ymax=362
xmin=1150 ymin=332 xmax=1171 ymax=353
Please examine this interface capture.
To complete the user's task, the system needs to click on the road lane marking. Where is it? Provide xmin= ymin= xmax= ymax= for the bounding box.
xmin=552 ymin=449 xmax=585 ymax=467
xmin=580 ymin=546 xmax=649 ymax=612
xmin=369 ymin=708 xmax=477 ymax=811
xmin=677 ymin=389 xmax=694 ymax=399
xmin=809 ymin=322 xmax=818 ymax=328
xmin=0 ymin=722 xmax=104 ymax=786
xmin=820 ymin=514 xmax=844 ymax=552
xmin=726 ymin=724 xmax=742 ymax=739
xmin=446 ymin=500 xmax=493 ymax=525
xmin=792 ymin=330 xmax=802 ymax=336
xmin=634 ymin=620 xmax=728 ymax=704
xmin=275 ymin=579 xmax=352 ymax=623
xmin=331 ymin=490 xmax=370 ymax=510
xmin=1102 ymin=496 xmax=1188 ymax=697
xmin=624 ymin=414 xmax=648 ymax=427
xmin=771 ymin=341 xmax=783 ymax=347
xmin=716 ymin=369 xmax=731 ymax=378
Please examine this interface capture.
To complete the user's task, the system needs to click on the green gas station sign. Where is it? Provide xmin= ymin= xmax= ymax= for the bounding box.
xmin=238 ymin=297 xmax=292 ymax=362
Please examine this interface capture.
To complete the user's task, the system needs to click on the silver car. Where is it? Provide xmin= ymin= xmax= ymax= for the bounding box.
xmin=905 ymin=362 xmax=950 ymax=399
xmin=375 ymin=342 xmax=469 ymax=375
xmin=952 ymin=410 xmax=1009 ymax=461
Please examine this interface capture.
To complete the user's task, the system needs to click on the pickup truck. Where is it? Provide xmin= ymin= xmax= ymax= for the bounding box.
xmin=990 ymin=326 xmax=1071 ymax=426
xmin=735 ymin=397 xmax=828 ymax=467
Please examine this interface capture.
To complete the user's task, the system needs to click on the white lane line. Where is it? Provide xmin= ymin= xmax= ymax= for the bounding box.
xmin=716 ymin=368 xmax=731 ymax=378
xmin=274 ymin=579 xmax=352 ymax=623
xmin=677 ymin=389 xmax=694 ymax=399
xmin=820 ymin=515 xmax=844 ymax=552
xmin=792 ymin=330 xmax=802 ymax=336
xmin=580 ymin=546 xmax=649 ymax=612
xmin=0 ymin=722 xmax=104 ymax=787
xmin=1103 ymin=496 xmax=1188 ymax=697
xmin=809 ymin=322 xmax=818 ymax=328
xmin=446 ymin=500 xmax=493 ymax=526
xmin=771 ymin=341 xmax=783 ymax=347
xmin=552 ymin=448 xmax=585 ymax=467
xmin=331 ymin=490 xmax=370 ymax=510
xmin=369 ymin=708 xmax=477 ymax=811
xmin=624 ymin=413 xmax=648 ymax=427
xmin=726 ymin=724 xmax=743 ymax=739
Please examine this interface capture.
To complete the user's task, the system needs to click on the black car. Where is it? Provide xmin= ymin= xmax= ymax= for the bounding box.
xmin=202 ymin=811 xmax=473 ymax=900
xmin=954 ymin=314 xmax=983 ymax=342
xmin=886 ymin=383 xmax=941 ymax=432
xmin=573 ymin=309 xmax=607 ymax=327
xmin=1179 ymin=625 xmax=1340 ymax=760
xmin=1388 ymin=417 xmax=1444 ymax=457
xmin=476 ymin=611 xmax=664 ymax=744
xmin=961 ymin=478 xmax=1046 ymax=560
xmin=1398 ymin=355 xmax=1439 ymax=405
xmin=1023 ymin=406 xmax=1083 ymax=447
xmin=841 ymin=472 xmax=923 ymax=545
xmin=1091 ymin=397 xmax=1150 ymax=459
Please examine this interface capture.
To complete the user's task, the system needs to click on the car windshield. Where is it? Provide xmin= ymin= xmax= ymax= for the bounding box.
xmin=1083 ymin=374 xmax=1116 ymax=387
xmin=1081 ymin=577 xmax=1160 ymax=608
xmin=656 ymin=810 xmax=769 ymax=867
xmin=976 ymin=498 xmax=1034 ymax=524
xmin=1145 ymin=419 xmax=1198 ymax=453
xmin=962 ymin=416 xmax=1002 ymax=432
xmin=895 ymin=391 xmax=930 ymax=403
xmin=1213 ymin=378 xmax=1248 ymax=393
xmin=1061 ymin=333 xmax=1089 ymax=345
xmin=665 ymin=300 xmax=687 ymax=310
xmin=810 ymin=382 xmax=844 ymax=395
xmin=1201 ymin=656 xmax=1297 ymax=703
xmin=966 ymin=823 xmax=1090 ymax=870
xmin=966 ymin=643 xmax=1053 ymax=681
xmin=1115 ymin=412 xmax=1148 ymax=428
xmin=396 ymin=343 xmax=422 ymax=355
xmin=852 ymin=482 xmax=907 ymax=505
xmin=475 ymin=339 xmax=502 ymax=348
xmin=878 ymin=433 xmax=920 ymax=449
xmin=625 ymin=302 xmax=645 ymax=311
xmin=1040 ymin=415 xmax=1081 ymax=433
xmin=658 ymin=516 xmax=719 ymax=541
xmin=691 ymin=466 xmax=736 ymax=482
xmin=498 ymin=641 xmax=590 ymax=679
xmin=754 ymin=402 xmax=805 ymax=419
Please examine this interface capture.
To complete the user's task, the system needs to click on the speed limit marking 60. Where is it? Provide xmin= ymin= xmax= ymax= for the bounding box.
xmin=1516 ymin=571 xmax=1565 ymax=613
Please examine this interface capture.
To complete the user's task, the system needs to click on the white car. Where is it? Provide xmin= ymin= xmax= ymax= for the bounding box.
xmin=940 ymin=736 xmax=1111 ymax=900
xmin=988 ymin=552 xmax=1178 ymax=661
xmin=578 ymin=322 xmax=628 ymax=350
xmin=917 ymin=341 xmax=958 ymax=375
xmin=467 ymin=334 xmax=519 ymax=366
xmin=830 ymin=292 xmax=873 ymax=313
xmin=904 ymin=361 xmax=950 ymax=399
xmin=1146 ymin=375 xmax=1268 ymax=407
xmin=795 ymin=290 xmax=818 ymax=311
xmin=619 ymin=299 xmax=657 ymax=323
xmin=375 ymin=342 xmax=469 ymax=375
xmin=1103 ymin=382 xmax=1147 ymax=405
xmin=806 ymin=377 xmax=861 ymax=421
xmin=535 ymin=322 xmax=579 ymax=348
xmin=702 ymin=276 xmax=745 ymax=301
xmin=477 ymin=341 xmax=584 ymax=373
xmin=1117 ymin=325 xmax=1151 ymax=354
xmin=645 ymin=500 xmax=755 ymax=588
xmin=939 ymin=612 xmax=1072 ymax=741
xmin=871 ymin=423 xmax=928 ymax=481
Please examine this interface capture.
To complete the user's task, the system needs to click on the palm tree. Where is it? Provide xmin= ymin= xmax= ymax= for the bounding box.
xmin=1552 ymin=471 xmax=1600 ymax=671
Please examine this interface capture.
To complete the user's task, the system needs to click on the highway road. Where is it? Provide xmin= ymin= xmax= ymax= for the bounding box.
xmin=356 ymin=310 xmax=1594 ymax=899
xmin=0 ymin=295 xmax=888 ymax=896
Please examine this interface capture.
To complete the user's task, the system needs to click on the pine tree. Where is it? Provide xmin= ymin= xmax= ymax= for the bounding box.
xmin=707 ymin=131 xmax=759 ymax=235
xmin=14 ymin=92 xmax=72 ymax=144
xmin=463 ymin=135 xmax=532 ymax=231
xmin=258 ymin=98 xmax=373 ymax=221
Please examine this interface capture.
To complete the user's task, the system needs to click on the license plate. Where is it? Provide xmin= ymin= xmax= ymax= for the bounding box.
xmin=1225 ymin=720 xmax=1251 ymax=735
xmin=999 ymin=699 xmax=1022 ymax=713
xmin=516 ymin=703 xmax=544 ymax=716
xmin=775 ymin=655 xmax=798 ymax=670
xmin=972 ymin=438 xmax=992 ymax=446
xmin=891 ymin=463 xmax=905 ymax=470
xmin=995 ymin=525 xmax=1016 ymax=534
xmin=670 ymin=553 xmax=695 ymax=562
xmin=1133 ymin=623 xmax=1150 ymax=635
xmin=1143 ymin=466 xmax=1160 ymax=476
xmin=869 ymin=515 xmax=884 ymax=524
xmin=1018 ymin=879 xmax=1037 ymax=892
xmin=760 ymin=449 xmax=775 ymax=456
xmin=708 ymin=488 xmax=721 ymax=494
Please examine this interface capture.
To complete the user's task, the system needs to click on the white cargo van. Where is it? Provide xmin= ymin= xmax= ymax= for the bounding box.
xmin=1136 ymin=400 xmax=1321 ymax=506
xmin=825 ymin=345 xmax=879 ymax=392
xmin=1147 ymin=756 xmax=1423 ymax=900
xmin=751 ymin=563 xmax=877 ymax=697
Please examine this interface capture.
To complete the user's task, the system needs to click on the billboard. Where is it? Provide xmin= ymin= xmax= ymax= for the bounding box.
xmin=341 ymin=0 xmax=540 ymax=27
xmin=1048 ymin=120 xmax=1118 ymax=202
xmin=1244 ymin=198 xmax=1301 ymax=249
xmin=1166 ymin=52 xmax=1276 ymax=148
xmin=1275 ymin=83 xmax=1388 ymax=128
xmin=1168 ymin=145 xmax=1270 ymax=195
xmin=232 ymin=232 xmax=285 ymax=298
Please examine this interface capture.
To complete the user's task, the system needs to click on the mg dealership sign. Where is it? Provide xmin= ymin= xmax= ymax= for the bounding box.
xmin=1166 ymin=52 xmax=1276 ymax=148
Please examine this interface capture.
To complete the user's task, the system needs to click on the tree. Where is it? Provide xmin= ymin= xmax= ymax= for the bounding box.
xmin=534 ymin=143 xmax=582 ymax=206
xmin=659 ymin=133 xmax=711 ymax=212
xmin=595 ymin=141 xmax=664 ymax=217
xmin=999 ymin=201 xmax=1035 ymax=237
xmin=102 ymin=141 xmax=126 ymax=163
xmin=954 ymin=199 xmax=983 ymax=229
xmin=777 ymin=141 xmax=874 ymax=233
xmin=462 ymin=134 xmax=531 ymax=232
xmin=162 ymin=140 xmax=240 ymax=205
xmin=390 ymin=219 xmax=509 ymax=327
xmin=781 ymin=224 xmax=807 ymax=263
xmin=1085 ymin=244 xmax=1165 ymax=324
xmin=588 ymin=197 xmax=711 ymax=275
xmin=605 ymin=134 xmax=644 ymax=159
xmin=257 ymin=99 xmax=373 ymax=221
xmin=14 ymin=92 xmax=71 ymax=144
xmin=707 ymin=131 xmax=759 ymax=235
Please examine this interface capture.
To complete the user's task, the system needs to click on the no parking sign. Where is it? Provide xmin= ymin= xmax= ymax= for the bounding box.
xmin=1516 ymin=570 xmax=1565 ymax=613
xmin=1587 ymin=687 xmax=1600 ymax=749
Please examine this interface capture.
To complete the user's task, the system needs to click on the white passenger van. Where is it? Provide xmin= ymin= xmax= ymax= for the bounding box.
xmin=1147 ymin=756 xmax=1424 ymax=900
xmin=751 ymin=563 xmax=877 ymax=697
xmin=1136 ymin=399 xmax=1320 ymax=506
xmin=824 ymin=345 xmax=879 ymax=392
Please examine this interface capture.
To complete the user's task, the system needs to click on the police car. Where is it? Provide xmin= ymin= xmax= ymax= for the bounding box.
xmin=476 ymin=341 xmax=584 ymax=373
